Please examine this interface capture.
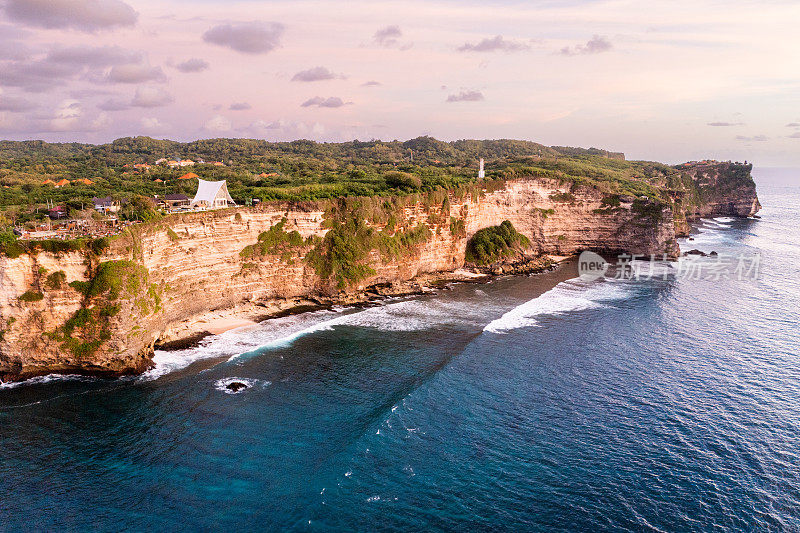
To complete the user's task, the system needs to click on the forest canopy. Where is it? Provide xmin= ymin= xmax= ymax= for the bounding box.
xmin=0 ymin=135 xmax=702 ymax=227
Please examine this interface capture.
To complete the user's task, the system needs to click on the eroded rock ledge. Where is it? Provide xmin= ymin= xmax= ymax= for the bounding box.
xmin=0 ymin=167 xmax=760 ymax=382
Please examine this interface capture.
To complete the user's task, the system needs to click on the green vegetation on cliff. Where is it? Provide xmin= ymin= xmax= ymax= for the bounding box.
xmin=51 ymin=260 xmax=161 ymax=358
xmin=465 ymin=221 xmax=531 ymax=266
xmin=0 ymin=136 xmax=718 ymax=226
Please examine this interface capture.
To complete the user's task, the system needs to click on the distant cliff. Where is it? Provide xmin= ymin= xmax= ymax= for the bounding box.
xmin=0 ymin=164 xmax=760 ymax=382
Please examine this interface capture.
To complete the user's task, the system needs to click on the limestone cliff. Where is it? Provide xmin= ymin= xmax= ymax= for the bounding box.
xmin=0 ymin=167 xmax=759 ymax=382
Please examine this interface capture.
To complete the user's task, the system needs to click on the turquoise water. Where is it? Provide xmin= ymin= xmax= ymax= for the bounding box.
xmin=1 ymin=179 xmax=799 ymax=531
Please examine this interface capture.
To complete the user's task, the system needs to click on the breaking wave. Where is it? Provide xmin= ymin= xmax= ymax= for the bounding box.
xmin=213 ymin=377 xmax=269 ymax=394
xmin=483 ymin=279 xmax=633 ymax=333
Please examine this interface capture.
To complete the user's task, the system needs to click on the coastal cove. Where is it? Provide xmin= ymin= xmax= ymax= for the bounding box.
xmin=0 ymin=179 xmax=796 ymax=530
xmin=0 ymin=160 xmax=760 ymax=382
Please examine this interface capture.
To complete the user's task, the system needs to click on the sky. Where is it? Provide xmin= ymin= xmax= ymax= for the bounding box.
xmin=1 ymin=0 xmax=799 ymax=165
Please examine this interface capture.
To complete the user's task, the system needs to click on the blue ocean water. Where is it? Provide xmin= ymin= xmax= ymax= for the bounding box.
xmin=1 ymin=177 xmax=799 ymax=531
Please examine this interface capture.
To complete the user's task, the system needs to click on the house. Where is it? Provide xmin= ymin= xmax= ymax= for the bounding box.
xmin=178 ymin=172 xmax=199 ymax=180
xmin=154 ymin=178 xmax=163 ymax=183
xmin=165 ymin=193 xmax=190 ymax=209
xmin=48 ymin=206 xmax=67 ymax=220
xmin=73 ymin=178 xmax=93 ymax=185
xmin=167 ymin=160 xmax=180 ymax=168
xmin=155 ymin=193 xmax=190 ymax=210
xmin=55 ymin=179 xmax=70 ymax=187
xmin=93 ymin=196 xmax=121 ymax=213
xmin=211 ymin=161 xmax=225 ymax=167
xmin=155 ymin=158 xmax=167 ymax=165
xmin=179 ymin=160 xmax=195 ymax=167
xmin=133 ymin=164 xmax=152 ymax=171
xmin=43 ymin=179 xmax=56 ymax=186
xmin=191 ymin=179 xmax=235 ymax=209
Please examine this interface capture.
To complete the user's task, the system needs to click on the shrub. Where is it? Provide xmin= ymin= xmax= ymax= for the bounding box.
xmin=449 ymin=217 xmax=466 ymax=238
xmin=465 ymin=220 xmax=531 ymax=266
xmin=306 ymin=217 xmax=376 ymax=289
xmin=19 ymin=290 xmax=44 ymax=302
xmin=240 ymin=217 xmax=306 ymax=259
xmin=384 ymin=171 xmax=422 ymax=190
xmin=549 ymin=191 xmax=576 ymax=203
xmin=46 ymin=270 xmax=67 ymax=290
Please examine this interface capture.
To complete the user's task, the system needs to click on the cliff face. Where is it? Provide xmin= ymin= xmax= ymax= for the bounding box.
xmin=680 ymin=162 xmax=761 ymax=219
xmin=0 ymin=168 xmax=757 ymax=382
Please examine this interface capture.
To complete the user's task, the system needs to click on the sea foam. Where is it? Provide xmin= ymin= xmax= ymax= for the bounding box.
xmin=483 ymin=279 xmax=632 ymax=333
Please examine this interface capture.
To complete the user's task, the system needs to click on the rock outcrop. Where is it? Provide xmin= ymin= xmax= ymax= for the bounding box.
xmin=0 ymin=166 xmax=759 ymax=382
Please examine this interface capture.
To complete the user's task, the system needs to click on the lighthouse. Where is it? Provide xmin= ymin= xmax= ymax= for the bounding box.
xmin=478 ymin=158 xmax=485 ymax=179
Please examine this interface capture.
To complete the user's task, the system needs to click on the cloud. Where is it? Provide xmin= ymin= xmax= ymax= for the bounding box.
xmin=0 ymin=95 xmax=37 ymax=112
xmin=204 ymin=114 xmax=232 ymax=132
xmin=371 ymin=25 xmax=412 ymax=50
xmin=789 ymin=132 xmax=800 ymax=139
xmin=91 ymin=111 xmax=111 ymax=130
xmin=373 ymin=25 xmax=399 ymax=46
xmin=300 ymin=96 xmax=346 ymax=108
xmin=141 ymin=117 xmax=165 ymax=130
xmin=4 ymin=0 xmax=138 ymax=32
xmin=243 ymin=118 xmax=325 ymax=139
xmin=202 ymin=22 xmax=284 ymax=54
xmin=291 ymin=66 xmax=344 ymax=82
xmin=175 ymin=58 xmax=209 ymax=73
xmin=446 ymin=90 xmax=484 ymax=102
xmin=0 ymin=40 xmax=32 ymax=61
xmin=106 ymin=64 xmax=166 ymax=84
xmin=45 ymin=45 xmax=141 ymax=67
xmin=457 ymin=35 xmax=530 ymax=53
xmin=707 ymin=121 xmax=745 ymax=127
xmin=49 ymin=100 xmax=82 ymax=132
xmin=785 ymin=122 xmax=800 ymax=127
xmin=97 ymin=98 xmax=130 ymax=111
xmin=229 ymin=102 xmax=251 ymax=111
xmin=735 ymin=135 xmax=768 ymax=142
xmin=131 ymin=86 xmax=173 ymax=107
xmin=361 ymin=81 xmax=381 ymax=87
xmin=0 ymin=60 xmax=74 ymax=92
xmin=560 ymin=35 xmax=612 ymax=56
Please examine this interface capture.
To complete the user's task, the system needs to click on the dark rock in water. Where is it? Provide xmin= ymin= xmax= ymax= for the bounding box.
xmin=226 ymin=381 xmax=248 ymax=392
xmin=688 ymin=237 xmax=695 ymax=241
xmin=685 ymin=249 xmax=707 ymax=257
xmin=709 ymin=251 xmax=718 ymax=256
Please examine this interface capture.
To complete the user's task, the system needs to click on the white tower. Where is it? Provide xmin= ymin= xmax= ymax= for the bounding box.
xmin=478 ymin=158 xmax=485 ymax=179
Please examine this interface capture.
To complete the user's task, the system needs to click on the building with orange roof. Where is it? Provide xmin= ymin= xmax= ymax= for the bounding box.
xmin=55 ymin=179 xmax=70 ymax=187
xmin=178 ymin=172 xmax=199 ymax=180
xmin=43 ymin=179 xmax=57 ymax=186
xmin=73 ymin=178 xmax=94 ymax=185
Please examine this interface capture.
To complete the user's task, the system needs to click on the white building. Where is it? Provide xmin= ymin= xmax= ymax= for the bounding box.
xmin=191 ymin=179 xmax=235 ymax=209
xmin=478 ymin=158 xmax=485 ymax=179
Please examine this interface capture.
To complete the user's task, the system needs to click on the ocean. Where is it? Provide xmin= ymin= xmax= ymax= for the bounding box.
xmin=1 ymin=173 xmax=798 ymax=531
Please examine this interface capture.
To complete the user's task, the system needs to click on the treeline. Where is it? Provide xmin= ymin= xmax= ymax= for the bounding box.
xmin=1 ymin=135 xmax=730 ymax=229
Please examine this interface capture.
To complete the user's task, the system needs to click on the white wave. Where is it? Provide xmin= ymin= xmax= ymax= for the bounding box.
xmin=142 ymin=309 xmax=347 ymax=380
xmin=713 ymin=216 xmax=735 ymax=223
xmin=146 ymin=296 xmax=497 ymax=378
xmin=213 ymin=377 xmax=269 ymax=394
xmin=0 ymin=374 xmax=95 ymax=390
xmin=484 ymin=279 xmax=632 ymax=333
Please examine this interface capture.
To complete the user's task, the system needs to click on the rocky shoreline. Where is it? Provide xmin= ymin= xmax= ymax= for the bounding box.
xmin=154 ymin=253 xmax=569 ymax=354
